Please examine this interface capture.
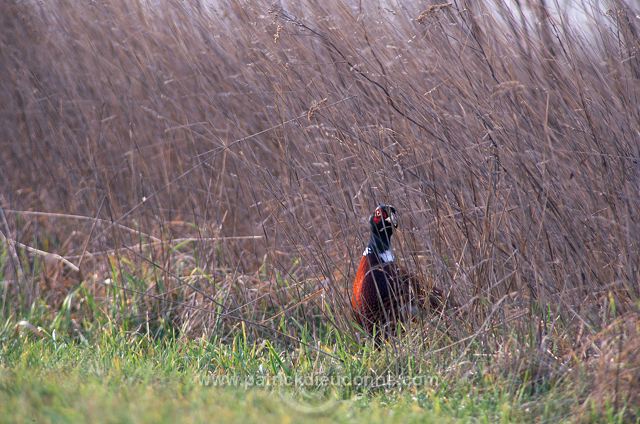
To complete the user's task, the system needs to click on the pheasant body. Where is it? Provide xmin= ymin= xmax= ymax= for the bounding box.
xmin=351 ymin=204 xmax=449 ymax=336
xmin=352 ymin=248 xmax=410 ymax=333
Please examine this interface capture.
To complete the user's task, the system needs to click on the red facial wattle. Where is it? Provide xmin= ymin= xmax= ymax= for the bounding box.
xmin=373 ymin=208 xmax=389 ymax=225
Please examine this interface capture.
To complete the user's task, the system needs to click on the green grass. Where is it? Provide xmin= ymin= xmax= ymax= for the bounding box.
xmin=0 ymin=321 xmax=629 ymax=424
xmin=0 ymin=243 xmax=635 ymax=423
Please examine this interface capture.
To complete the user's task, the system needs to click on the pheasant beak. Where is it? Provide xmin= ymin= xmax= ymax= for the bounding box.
xmin=386 ymin=211 xmax=398 ymax=228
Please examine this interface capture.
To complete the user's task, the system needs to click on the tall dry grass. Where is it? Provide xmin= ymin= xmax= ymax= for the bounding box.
xmin=1 ymin=0 xmax=639 ymax=413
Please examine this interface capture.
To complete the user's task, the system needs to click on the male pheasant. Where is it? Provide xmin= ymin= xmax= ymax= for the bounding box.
xmin=351 ymin=204 xmax=450 ymax=336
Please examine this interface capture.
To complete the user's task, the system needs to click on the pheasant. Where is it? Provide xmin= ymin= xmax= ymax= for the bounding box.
xmin=351 ymin=204 xmax=451 ymax=336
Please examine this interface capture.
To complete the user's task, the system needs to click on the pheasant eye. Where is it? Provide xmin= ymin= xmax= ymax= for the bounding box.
xmin=381 ymin=210 xmax=388 ymax=219
xmin=373 ymin=208 xmax=382 ymax=223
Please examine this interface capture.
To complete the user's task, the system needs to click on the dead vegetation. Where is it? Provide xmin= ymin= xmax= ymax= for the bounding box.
xmin=1 ymin=0 xmax=639 ymax=417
